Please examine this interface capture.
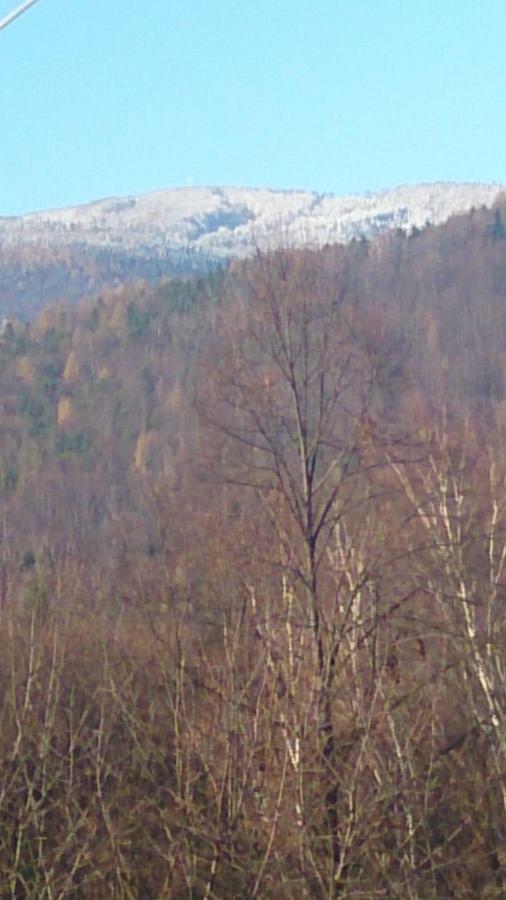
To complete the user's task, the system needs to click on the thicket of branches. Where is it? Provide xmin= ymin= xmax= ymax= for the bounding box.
xmin=1 ymin=204 xmax=506 ymax=896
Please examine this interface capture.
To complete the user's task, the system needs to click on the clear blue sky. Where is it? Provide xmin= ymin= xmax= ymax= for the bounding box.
xmin=1 ymin=0 xmax=505 ymax=215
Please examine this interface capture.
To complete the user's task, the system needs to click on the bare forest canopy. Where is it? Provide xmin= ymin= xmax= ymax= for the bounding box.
xmin=1 ymin=201 xmax=506 ymax=896
xmin=0 ymin=241 xmax=216 ymax=320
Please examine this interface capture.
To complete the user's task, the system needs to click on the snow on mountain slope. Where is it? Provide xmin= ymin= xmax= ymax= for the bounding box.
xmin=0 ymin=183 xmax=502 ymax=260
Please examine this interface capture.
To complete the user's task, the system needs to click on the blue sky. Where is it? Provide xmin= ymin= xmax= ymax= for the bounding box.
xmin=1 ymin=0 xmax=505 ymax=215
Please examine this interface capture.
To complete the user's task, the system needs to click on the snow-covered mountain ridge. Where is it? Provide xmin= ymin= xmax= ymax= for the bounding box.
xmin=1 ymin=183 xmax=503 ymax=260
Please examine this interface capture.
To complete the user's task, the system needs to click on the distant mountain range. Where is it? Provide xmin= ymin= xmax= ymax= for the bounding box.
xmin=2 ymin=182 xmax=504 ymax=257
xmin=0 ymin=182 xmax=503 ymax=318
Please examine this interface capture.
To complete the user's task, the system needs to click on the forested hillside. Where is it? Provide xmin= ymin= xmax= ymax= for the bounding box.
xmin=0 ymin=181 xmax=501 ymax=321
xmin=1 ymin=201 xmax=506 ymax=896
xmin=0 ymin=242 xmax=213 ymax=320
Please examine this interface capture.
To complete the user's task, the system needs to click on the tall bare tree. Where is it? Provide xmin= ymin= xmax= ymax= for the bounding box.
xmin=200 ymin=249 xmax=387 ymax=892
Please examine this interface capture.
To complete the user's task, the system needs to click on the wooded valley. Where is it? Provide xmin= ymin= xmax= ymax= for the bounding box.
xmin=1 ymin=201 xmax=506 ymax=897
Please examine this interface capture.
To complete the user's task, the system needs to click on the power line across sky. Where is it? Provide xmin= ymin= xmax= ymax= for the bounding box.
xmin=0 ymin=0 xmax=40 ymax=33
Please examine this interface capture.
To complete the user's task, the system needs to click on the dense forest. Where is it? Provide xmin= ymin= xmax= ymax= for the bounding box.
xmin=0 ymin=242 xmax=215 ymax=321
xmin=1 ymin=201 xmax=506 ymax=897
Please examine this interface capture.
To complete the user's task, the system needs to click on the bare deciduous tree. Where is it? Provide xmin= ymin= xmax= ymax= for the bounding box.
xmin=200 ymin=250 xmax=388 ymax=893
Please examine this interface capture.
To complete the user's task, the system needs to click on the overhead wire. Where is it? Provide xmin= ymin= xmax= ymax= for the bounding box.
xmin=0 ymin=0 xmax=41 ymax=33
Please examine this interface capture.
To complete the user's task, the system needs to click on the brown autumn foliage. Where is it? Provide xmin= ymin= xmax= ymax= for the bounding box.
xmin=0 ymin=206 xmax=506 ymax=896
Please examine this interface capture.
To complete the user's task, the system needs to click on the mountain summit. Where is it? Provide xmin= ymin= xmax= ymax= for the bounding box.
xmin=1 ymin=182 xmax=502 ymax=261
